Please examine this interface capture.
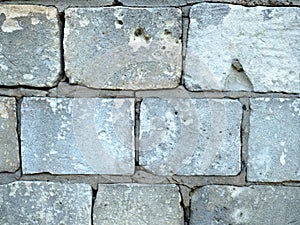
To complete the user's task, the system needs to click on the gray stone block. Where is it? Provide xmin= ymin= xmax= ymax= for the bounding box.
xmin=0 ymin=5 xmax=61 ymax=87
xmin=190 ymin=185 xmax=300 ymax=225
xmin=185 ymin=3 xmax=300 ymax=93
xmin=248 ymin=98 xmax=300 ymax=182
xmin=0 ymin=97 xmax=19 ymax=172
xmin=64 ymin=7 xmax=182 ymax=90
xmin=0 ymin=181 xmax=92 ymax=225
xmin=21 ymin=97 xmax=135 ymax=174
xmin=93 ymin=184 xmax=184 ymax=225
xmin=139 ymin=98 xmax=242 ymax=176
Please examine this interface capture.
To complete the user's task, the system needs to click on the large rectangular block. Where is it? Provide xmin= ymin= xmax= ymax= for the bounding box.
xmin=248 ymin=98 xmax=300 ymax=182
xmin=21 ymin=97 xmax=135 ymax=175
xmin=0 ymin=181 xmax=92 ymax=225
xmin=93 ymin=184 xmax=184 ymax=225
xmin=0 ymin=5 xmax=60 ymax=87
xmin=0 ymin=97 xmax=19 ymax=172
xmin=190 ymin=185 xmax=300 ymax=225
xmin=64 ymin=7 xmax=182 ymax=90
xmin=139 ymin=98 xmax=242 ymax=176
xmin=185 ymin=4 xmax=300 ymax=93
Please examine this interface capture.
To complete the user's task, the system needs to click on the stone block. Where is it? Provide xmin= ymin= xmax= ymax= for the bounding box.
xmin=248 ymin=98 xmax=300 ymax=182
xmin=185 ymin=3 xmax=300 ymax=93
xmin=0 ymin=97 xmax=19 ymax=172
xmin=0 ymin=5 xmax=60 ymax=87
xmin=21 ymin=97 xmax=135 ymax=174
xmin=139 ymin=98 xmax=242 ymax=176
xmin=64 ymin=7 xmax=182 ymax=90
xmin=0 ymin=181 xmax=92 ymax=225
xmin=190 ymin=185 xmax=300 ymax=224
xmin=93 ymin=184 xmax=184 ymax=225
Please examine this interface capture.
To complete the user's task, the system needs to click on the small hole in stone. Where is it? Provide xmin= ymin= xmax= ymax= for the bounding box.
xmin=116 ymin=20 xmax=123 ymax=25
xmin=134 ymin=28 xmax=143 ymax=36
xmin=144 ymin=35 xmax=151 ymax=42
xmin=164 ymin=29 xmax=172 ymax=35
xmin=162 ymin=46 xmax=166 ymax=50
xmin=174 ymin=111 xmax=178 ymax=115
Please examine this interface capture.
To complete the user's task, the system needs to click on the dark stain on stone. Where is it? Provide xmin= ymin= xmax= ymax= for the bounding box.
xmin=225 ymin=58 xmax=253 ymax=91
xmin=0 ymin=13 xmax=6 ymax=27
xmin=134 ymin=27 xmax=151 ymax=43
xmin=263 ymin=9 xmax=273 ymax=21
xmin=194 ymin=4 xmax=231 ymax=29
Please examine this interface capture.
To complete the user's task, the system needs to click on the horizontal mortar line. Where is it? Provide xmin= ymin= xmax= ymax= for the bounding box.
xmin=246 ymin=181 xmax=300 ymax=186
xmin=0 ymin=1 xmax=300 ymax=8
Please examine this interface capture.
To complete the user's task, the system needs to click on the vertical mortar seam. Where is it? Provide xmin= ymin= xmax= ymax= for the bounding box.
xmin=16 ymin=97 xmax=23 ymax=176
xmin=180 ymin=6 xmax=190 ymax=86
xmin=134 ymin=96 xmax=142 ymax=168
xmin=239 ymin=97 xmax=250 ymax=184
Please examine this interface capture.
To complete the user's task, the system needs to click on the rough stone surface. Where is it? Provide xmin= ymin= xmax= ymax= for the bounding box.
xmin=93 ymin=184 xmax=184 ymax=225
xmin=187 ymin=0 xmax=300 ymax=6
xmin=185 ymin=4 xmax=300 ymax=93
xmin=190 ymin=185 xmax=300 ymax=225
xmin=0 ymin=5 xmax=60 ymax=87
xmin=21 ymin=97 xmax=135 ymax=174
xmin=0 ymin=97 xmax=18 ymax=172
xmin=0 ymin=181 xmax=92 ymax=225
xmin=248 ymin=98 xmax=300 ymax=182
xmin=139 ymin=98 xmax=242 ymax=176
xmin=64 ymin=7 xmax=182 ymax=90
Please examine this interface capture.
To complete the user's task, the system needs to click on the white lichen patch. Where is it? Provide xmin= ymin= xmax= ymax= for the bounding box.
xmin=31 ymin=17 xmax=40 ymax=25
xmin=128 ymin=32 xmax=152 ymax=52
xmin=0 ymin=5 xmax=57 ymax=33
xmin=0 ymin=101 xmax=9 ymax=119
xmin=279 ymin=151 xmax=286 ymax=166
xmin=79 ymin=17 xmax=90 ymax=27
xmin=23 ymin=74 xmax=34 ymax=80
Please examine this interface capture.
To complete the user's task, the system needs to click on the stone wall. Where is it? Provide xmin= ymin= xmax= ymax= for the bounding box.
xmin=0 ymin=0 xmax=299 ymax=224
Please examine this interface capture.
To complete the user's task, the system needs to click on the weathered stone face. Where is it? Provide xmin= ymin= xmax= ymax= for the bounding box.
xmin=21 ymin=97 xmax=135 ymax=175
xmin=0 ymin=5 xmax=61 ymax=87
xmin=0 ymin=181 xmax=92 ymax=225
xmin=0 ymin=97 xmax=19 ymax=172
xmin=64 ymin=7 xmax=182 ymax=90
xmin=185 ymin=3 xmax=300 ymax=93
xmin=139 ymin=98 xmax=242 ymax=176
xmin=248 ymin=98 xmax=300 ymax=182
xmin=93 ymin=184 xmax=184 ymax=225
xmin=190 ymin=185 xmax=300 ymax=225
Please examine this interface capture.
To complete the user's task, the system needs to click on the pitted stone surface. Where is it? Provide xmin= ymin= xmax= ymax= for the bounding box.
xmin=64 ymin=7 xmax=182 ymax=90
xmin=0 ymin=5 xmax=60 ymax=87
xmin=185 ymin=4 xmax=300 ymax=93
xmin=139 ymin=98 xmax=242 ymax=176
xmin=0 ymin=181 xmax=92 ymax=225
xmin=248 ymin=98 xmax=300 ymax=182
xmin=0 ymin=97 xmax=18 ymax=172
xmin=190 ymin=185 xmax=300 ymax=225
xmin=93 ymin=184 xmax=184 ymax=225
xmin=21 ymin=97 xmax=135 ymax=174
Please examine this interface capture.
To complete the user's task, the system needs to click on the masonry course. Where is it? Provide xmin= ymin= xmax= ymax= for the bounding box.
xmin=0 ymin=97 xmax=18 ymax=172
xmin=248 ymin=98 xmax=300 ymax=182
xmin=0 ymin=5 xmax=61 ymax=87
xmin=139 ymin=98 xmax=242 ymax=176
xmin=0 ymin=1 xmax=299 ymax=224
xmin=184 ymin=3 xmax=300 ymax=93
xmin=21 ymin=97 xmax=135 ymax=175
xmin=190 ymin=185 xmax=300 ymax=224
xmin=64 ymin=7 xmax=182 ymax=90
xmin=93 ymin=184 xmax=184 ymax=224
xmin=0 ymin=181 xmax=92 ymax=224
